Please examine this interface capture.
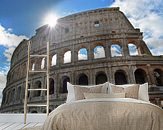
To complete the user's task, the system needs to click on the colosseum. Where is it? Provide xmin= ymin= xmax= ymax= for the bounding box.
xmin=0 ymin=7 xmax=163 ymax=113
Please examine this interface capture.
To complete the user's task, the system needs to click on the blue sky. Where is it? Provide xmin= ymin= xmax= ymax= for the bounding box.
xmin=0 ymin=0 xmax=113 ymax=37
xmin=0 ymin=0 xmax=163 ymax=104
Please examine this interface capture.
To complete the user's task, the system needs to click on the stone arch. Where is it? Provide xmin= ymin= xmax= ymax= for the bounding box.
xmin=111 ymin=44 xmax=122 ymax=57
xmin=43 ymin=109 xmax=52 ymax=113
xmin=78 ymin=48 xmax=88 ymax=61
xmin=35 ymin=58 xmax=41 ymax=70
xmin=139 ymin=40 xmax=152 ymax=55
xmin=49 ymin=109 xmax=52 ymax=113
xmin=78 ymin=73 xmax=88 ymax=85
xmin=128 ymin=43 xmax=138 ymax=56
xmin=49 ymin=78 xmax=55 ymax=95
xmin=33 ymin=80 xmax=41 ymax=97
xmin=11 ymin=89 xmax=16 ymax=103
xmin=134 ymin=69 xmax=147 ymax=84
xmin=28 ymin=84 xmax=30 ymax=98
xmin=31 ymin=110 xmax=38 ymax=113
xmin=60 ymin=76 xmax=70 ymax=93
xmin=32 ymin=63 xmax=35 ymax=71
xmin=5 ymin=91 xmax=9 ymax=104
xmin=96 ymin=72 xmax=107 ymax=85
xmin=115 ymin=70 xmax=128 ymax=85
xmin=17 ymin=86 xmax=21 ymax=100
xmin=154 ymin=69 xmax=163 ymax=86
xmin=94 ymin=45 xmax=105 ymax=59
xmin=64 ymin=50 xmax=71 ymax=63
xmin=7 ymin=91 xmax=11 ymax=104
xmin=51 ymin=54 xmax=57 ymax=66
xmin=2 ymin=92 xmax=6 ymax=105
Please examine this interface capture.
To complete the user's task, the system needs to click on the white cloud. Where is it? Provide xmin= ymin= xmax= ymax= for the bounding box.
xmin=111 ymin=45 xmax=122 ymax=57
xmin=0 ymin=70 xmax=7 ymax=105
xmin=0 ymin=71 xmax=7 ymax=89
xmin=0 ymin=24 xmax=28 ymax=104
xmin=128 ymin=44 xmax=138 ymax=56
xmin=0 ymin=24 xmax=28 ymax=61
xmin=0 ymin=24 xmax=28 ymax=47
xmin=78 ymin=53 xmax=88 ymax=60
xmin=78 ymin=48 xmax=88 ymax=60
xmin=64 ymin=51 xmax=71 ymax=63
xmin=0 ymin=88 xmax=3 ymax=106
xmin=111 ymin=0 xmax=163 ymax=55
xmin=3 ymin=47 xmax=16 ymax=62
xmin=51 ymin=54 xmax=57 ymax=66
xmin=94 ymin=46 xmax=105 ymax=59
xmin=41 ymin=58 xmax=45 ymax=69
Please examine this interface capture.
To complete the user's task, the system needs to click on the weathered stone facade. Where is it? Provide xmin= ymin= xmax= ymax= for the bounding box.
xmin=1 ymin=7 xmax=163 ymax=113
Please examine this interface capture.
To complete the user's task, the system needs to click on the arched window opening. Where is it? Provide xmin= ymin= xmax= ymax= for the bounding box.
xmin=31 ymin=110 xmax=38 ymax=113
xmin=8 ymin=91 xmax=13 ymax=104
xmin=49 ymin=78 xmax=55 ymax=95
xmin=134 ymin=69 xmax=147 ymax=84
xmin=28 ymin=84 xmax=30 ymax=98
xmin=32 ymin=63 xmax=35 ymax=71
xmin=115 ymin=70 xmax=127 ymax=85
xmin=61 ymin=76 xmax=70 ymax=93
xmin=33 ymin=81 xmax=41 ymax=97
xmin=17 ymin=86 xmax=21 ymax=100
xmin=94 ymin=21 xmax=100 ymax=27
xmin=111 ymin=44 xmax=122 ymax=57
xmin=78 ymin=48 xmax=88 ymax=61
xmin=43 ymin=109 xmax=52 ymax=113
xmin=51 ymin=54 xmax=57 ymax=66
xmin=94 ymin=46 xmax=105 ymax=59
xmin=2 ymin=93 xmax=6 ymax=105
xmin=64 ymin=51 xmax=71 ymax=63
xmin=96 ymin=72 xmax=107 ymax=85
xmin=41 ymin=58 xmax=45 ymax=69
xmin=154 ymin=69 xmax=163 ymax=86
xmin=49 ymin=109 xmax=52 ymax=113
xmin=12 ymin=89 xmax=15 ymax=103
xmin=128 ymin=43 xmax=138 ymax=56
xmin=78 ymin=74 xmax=88 ymax=85
xmin=7 ymin=91 xmax=11 ymax=104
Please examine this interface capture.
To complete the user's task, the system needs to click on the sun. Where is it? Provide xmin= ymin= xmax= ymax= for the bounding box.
xmin=44 ymin=13 xmax=58 ymax=27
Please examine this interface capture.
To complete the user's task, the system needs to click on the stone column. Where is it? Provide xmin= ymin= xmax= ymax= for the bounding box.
xmin=128 ymin=65 xmax=136 ymax=84
xmin=88 ymin=44 xmax=94 ymax=61
xmin=122 ymin=38 xmax=129 ymax=57
xmin=146 ymin=64 xmax=156 ymax=85
xmin=89 ymin=69 xmax=95 ymax=85
xmin=71 ymin=45 xmax=75 ymax=64
xmin=109 ymin=67 xmax=115 ymax=83
xmin=57 ymin=50 xmax=62 ymax=67
xmin=105 ymin=41 xmax=110 ymax=58
xmin=71 ymin=71 xmax=75 ymax=85
xmin=56 ymin=73 xmax=60 ymax=98
xmin=107 ymin=44 xmax=112 ymax=58
xmin=72 ymin=48 xmax=78 ymax=64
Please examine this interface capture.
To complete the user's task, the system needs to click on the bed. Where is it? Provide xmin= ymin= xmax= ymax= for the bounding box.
xmin=37 ymin=82 xmax=163 ymax=130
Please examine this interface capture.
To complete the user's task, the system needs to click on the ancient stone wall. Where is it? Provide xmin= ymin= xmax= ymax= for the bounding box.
xmin=1 ymin=7 xmax=163 ymax=113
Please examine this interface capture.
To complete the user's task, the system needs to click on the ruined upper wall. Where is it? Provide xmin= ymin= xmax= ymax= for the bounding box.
xmin=10 ymin=7 xmax=143 ymax=67
xmin=30 ymin=7 xmax=141 ymax=51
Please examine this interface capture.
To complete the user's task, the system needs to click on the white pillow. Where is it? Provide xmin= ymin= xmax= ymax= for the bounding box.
xmin=66 ymin=82 xmax=110 ymax=103
xmin=138 ymin=83 xmax=149 ymax=102
xmin=108 ymin=82 xmax=149 ymax=102
xmin=84 ymin=92 xmax=125 ymax=99
xmin=66 ymin=82 xmax=75 ymax=103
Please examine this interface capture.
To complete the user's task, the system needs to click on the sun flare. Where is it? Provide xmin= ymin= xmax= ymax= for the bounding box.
xmin=44 ymin=13 xmax=58 ymax=27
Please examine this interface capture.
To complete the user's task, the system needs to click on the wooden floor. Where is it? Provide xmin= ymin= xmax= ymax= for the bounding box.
xmin=0 ymin=122 xmax=42 ymax=130
xmin=0 ymin=114 xmax=46 ymax=130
